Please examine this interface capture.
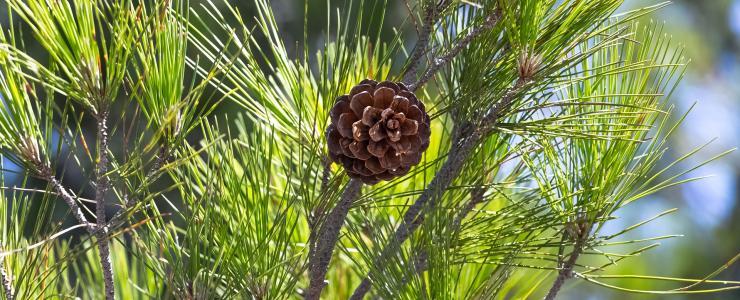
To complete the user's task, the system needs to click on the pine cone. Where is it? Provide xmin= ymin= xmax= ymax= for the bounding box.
xmin=326 ymin=79 xmax=431 ymax=184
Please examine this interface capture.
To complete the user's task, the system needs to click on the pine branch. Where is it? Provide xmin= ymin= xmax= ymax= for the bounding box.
xmin=402 ymin=1 xmax=451 ymax=84
xmin=305 ymin=179 xmax=363 ymax=300
xmin=451 ymin=186 xmax=486 ymax=232
xmin=0 ymin=243 xmax=13 ymax=300
xmin=544 ymin=237 xmax=586 ymax=300
xmin=408 ymin=11 xmax=501 ymax=91
xmin=350 ymin=79 xmax=530 ymax=299
xmin=93 ymin=111 xmax=115 ymax=300
xmin=34 ymin=162 xmax=95 ymax=231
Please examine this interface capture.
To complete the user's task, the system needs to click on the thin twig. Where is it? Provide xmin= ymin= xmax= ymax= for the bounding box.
xmin=408 ymin=11 xmax=501 ymax=91
xmin=34 ymin=163 xmax=95 ymax=231
xmin=544 ymin=237 xmax=586 ymax=300
xmin=320 ymin=156 xmax=331 ymax=193
xmin=305 ymin=179 xmax=363 ymax=300
xmin=106 ymin=144 xmax=170 ymax=229
xmin=451 ymin=186 xmax=486 ymax=232
xmin=93 ymin=111 xmax=115 ymax=300
xmin=402 ymin=1 xmax=454 ymax=85
xmin=0 ymin=243 xmax=13 ymax=300
xmin=393 ymin=187 xmax=485 ymax=290
xmin=402 ymin=3 xmax=438 ymax=84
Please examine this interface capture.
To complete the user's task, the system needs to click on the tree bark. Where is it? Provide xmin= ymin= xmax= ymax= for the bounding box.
xmin=0 ymin=243 xmax=13 ymax=300
xmin=305 ymin=179 xmax=363 ymax=300
xmin=543 ymin=238 xmax=585 ymax=300
xmin=94 ymin=112 xmax=115 ymax=300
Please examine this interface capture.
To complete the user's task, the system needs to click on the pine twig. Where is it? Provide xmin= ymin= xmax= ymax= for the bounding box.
xmin=544 ymin=237 xmax=586 ymax=300
xmin=93 ymin=111 xmax=115 ymax=300
xmin=401 ymin=1 xmax=455 ymax=84
xmin=402 ymin=2 xmax=441 ymax=84
xmin=0 ymin=243 xmax=13 ymax=300
xmin=305 ymin=179 xmax=363 ymax=300
xmin=451 ymin=186 xmax=486 ymax=232
xmin=320 ymin=156 xmax=332 ymax=193
xmin=393 ymin=187 xmax=486 ymax=291
xmin=0 ymin=186 xmax=95 ymax=204
xmin=34 ymin=162 xmax=95 ymax=231
xmin=408 ymin=11 xmax=501 ymax=91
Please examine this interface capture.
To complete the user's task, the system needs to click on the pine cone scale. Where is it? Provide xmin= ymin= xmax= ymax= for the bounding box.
xmin=350 ymin=92 xmax=374 ymax=116
xmin=373 ymin=87 xmax=395 ymax=107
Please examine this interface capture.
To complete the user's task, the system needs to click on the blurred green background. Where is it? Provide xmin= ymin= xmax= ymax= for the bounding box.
xmin=0 ymin=0 xmax=737 ymax=298
xmin=564 ymin=0 xmax=740 ymax=298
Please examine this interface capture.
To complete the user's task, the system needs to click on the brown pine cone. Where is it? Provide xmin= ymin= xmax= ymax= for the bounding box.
xmin=326 ymin=79 xmax=431 ymax=184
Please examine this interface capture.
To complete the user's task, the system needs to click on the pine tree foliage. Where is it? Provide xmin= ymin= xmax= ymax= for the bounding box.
xmin=0 ymin=0 xmax=738 ymax=299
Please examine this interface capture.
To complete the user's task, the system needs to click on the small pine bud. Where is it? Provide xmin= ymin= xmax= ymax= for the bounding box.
xmin=18 ymin=135 xmax=40 ymax=164
xmin=517 ymin=52 xmax=542 ymax=80
xmin=565 ymin=218 xmax=592 ymax=241
xmin=165 ymin=106 xmax=183 ymax=139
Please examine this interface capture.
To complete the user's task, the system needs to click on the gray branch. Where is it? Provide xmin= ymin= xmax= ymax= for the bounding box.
xmin=544 ymin=237 xmax=586 ymax=300
xmin=408 ymin=11 xmax=501 ymax=92
xmin=0 ymin=243 xmax=13 ymax=300
xmin=402 ymin=2 xmax=441 ymax=85
xmin=34 ymin=163 xmax=95 ymax=231
xmin=94 ymin=112 xmax=115 ymax=300
xmin=305 ymin=179 xmax=363 ymax=300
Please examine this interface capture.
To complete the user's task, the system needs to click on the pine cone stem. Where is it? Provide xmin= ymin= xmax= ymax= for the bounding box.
xmin=306 ymin=179 xmax=363 ymax=300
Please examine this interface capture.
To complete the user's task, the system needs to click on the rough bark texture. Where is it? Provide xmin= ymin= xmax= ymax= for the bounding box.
xmin=36 ymin=163 xmax=93 ymax=231
xmin=544 ymin=238 xmax=586 ymax=300
xmin=0 ymin=244 xmax=12 ymax=300
xmin=305 ymin=179 xmax=363 ymax=300
xmin=94 ymin=112 xmax=115 ymax=300
xmin=408 ymin=11 xmax=501 ymax=92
